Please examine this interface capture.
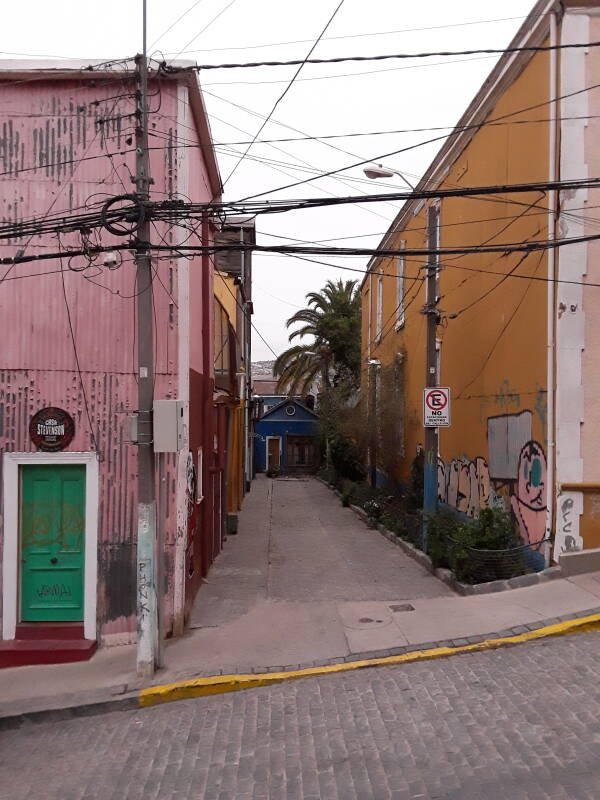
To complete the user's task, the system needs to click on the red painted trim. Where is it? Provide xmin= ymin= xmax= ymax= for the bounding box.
xmin=0 ymin=638 xmax=97 ymax=668
xmin=15 ymin=623 xmax=85 ymax=641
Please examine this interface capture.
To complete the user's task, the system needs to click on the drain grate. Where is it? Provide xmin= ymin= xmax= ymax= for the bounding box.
xmin=389 ymin=603 xmax=415 ymax=613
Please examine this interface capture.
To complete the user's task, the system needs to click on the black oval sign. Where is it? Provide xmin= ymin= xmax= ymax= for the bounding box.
xmin=29 ymin=407 xmax=75 ymax=452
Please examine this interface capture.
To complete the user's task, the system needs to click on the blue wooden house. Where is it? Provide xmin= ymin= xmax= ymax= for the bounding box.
xmin=254 ymin=399 xmax=319 ymax=474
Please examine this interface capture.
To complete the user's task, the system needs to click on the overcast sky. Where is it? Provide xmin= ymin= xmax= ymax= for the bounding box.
xmin=4 ymin=0 xmax=535 ymax=359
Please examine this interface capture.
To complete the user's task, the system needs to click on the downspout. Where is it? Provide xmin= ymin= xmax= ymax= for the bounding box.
xmin=545 ymin=8 xmax=558 ymax=566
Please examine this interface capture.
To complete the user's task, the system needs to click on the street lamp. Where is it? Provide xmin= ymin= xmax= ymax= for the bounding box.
xmin=363 ymin=163 xmax=415 ymax=191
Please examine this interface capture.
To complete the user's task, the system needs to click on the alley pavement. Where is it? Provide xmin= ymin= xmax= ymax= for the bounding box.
xmin=1 ymin=475 xmax=600 ymax=718
xmin=2 ymin=631 xmax=598 ymax=799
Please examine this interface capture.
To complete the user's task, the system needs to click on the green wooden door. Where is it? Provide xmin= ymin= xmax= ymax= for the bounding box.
xmin=20 ymin=464 xmax=86 ymax=622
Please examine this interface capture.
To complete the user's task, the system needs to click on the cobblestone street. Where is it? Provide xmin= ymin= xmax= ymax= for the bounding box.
xmin=2 ymin=631 xmax=598 ymax=799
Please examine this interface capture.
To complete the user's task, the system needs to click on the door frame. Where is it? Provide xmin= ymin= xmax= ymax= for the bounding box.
xmin=266 ymin=436 xmax=281 ymax=471
xmin=2 ymin=452 xmax=99 ymax=641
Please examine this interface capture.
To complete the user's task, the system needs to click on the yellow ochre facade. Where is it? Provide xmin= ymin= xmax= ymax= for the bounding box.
xmin=361 ymin=1 xmax=600 ymax=558
xmin=214 ymin=271 xmax=247 ymax=524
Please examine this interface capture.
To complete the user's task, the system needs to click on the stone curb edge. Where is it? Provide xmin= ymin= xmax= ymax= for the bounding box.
xmin=2 ymin=610 xmax=599 ymax=728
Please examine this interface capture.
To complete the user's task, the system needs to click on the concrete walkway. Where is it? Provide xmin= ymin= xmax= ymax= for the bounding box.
xmin=1 ymin=475 xmax=600 ymax=717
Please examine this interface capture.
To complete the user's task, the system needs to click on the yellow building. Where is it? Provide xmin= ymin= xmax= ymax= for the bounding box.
xmin=214 ymin=218 xmax=255 ymax=532
xmin=361 ymin=0 xmax=600 ymax=560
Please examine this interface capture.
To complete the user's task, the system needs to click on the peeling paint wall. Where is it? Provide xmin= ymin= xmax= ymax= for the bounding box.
xmin=580 ymin=10 xmax=600 ymax=550
xmin=0 ymin=73 xmax=216 ymax=643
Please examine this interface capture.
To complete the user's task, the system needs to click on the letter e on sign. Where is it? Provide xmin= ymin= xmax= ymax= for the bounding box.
xmin=423 ymin=387 xmax=451 ymax=427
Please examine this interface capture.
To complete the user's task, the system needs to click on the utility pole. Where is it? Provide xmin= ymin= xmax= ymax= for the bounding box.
xmin=422 ymin=204 xmax=440 ymax=552
xmin=368 ymin=358 xmax=379 ymax=487
xmin=135 ymin=0 xmax=158 ymax=678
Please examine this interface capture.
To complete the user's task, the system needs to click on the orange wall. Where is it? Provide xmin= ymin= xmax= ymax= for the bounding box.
xmin=362 ymin=46 xmax=552 ymax=545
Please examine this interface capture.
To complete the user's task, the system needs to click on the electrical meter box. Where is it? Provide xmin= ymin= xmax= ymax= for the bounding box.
xmin=153 ymin=400 xmax=187 ymax=452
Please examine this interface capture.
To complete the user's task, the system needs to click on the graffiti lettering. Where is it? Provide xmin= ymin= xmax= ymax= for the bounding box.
xmin=137 ymin=560 xmax=151 ymax=618
xmin=440 ymin=456 xmax=502 ymax=519
xmin=185 ymin=452 xmax=197 ymax=579
xmin=36 ymin=583 xmax=72 ymax=599
xmin=559 ymin=498 xmax=580 ymax=553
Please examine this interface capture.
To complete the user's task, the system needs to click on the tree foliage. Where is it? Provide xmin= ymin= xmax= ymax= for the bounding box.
xmin=273 ymin=279 xmax=361 ymax=394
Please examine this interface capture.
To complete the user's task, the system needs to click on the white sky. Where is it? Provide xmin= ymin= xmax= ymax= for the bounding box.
xmin=3 ymin=0 xmax=535 ymax=359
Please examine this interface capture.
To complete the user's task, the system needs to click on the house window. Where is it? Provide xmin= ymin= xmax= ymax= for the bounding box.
xmin=285 ymin=405 xmax=296 ymax=416
xmin=396 ymin=243 xmax=405 ymax=329
xmin=375 ymin=273 xmax=383 ymax=342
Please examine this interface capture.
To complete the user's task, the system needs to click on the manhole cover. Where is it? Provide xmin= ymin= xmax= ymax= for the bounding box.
xmin=389 ymin=603 xmax=415 ymax=613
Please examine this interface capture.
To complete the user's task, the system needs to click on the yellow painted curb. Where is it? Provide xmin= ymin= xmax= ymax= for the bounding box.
xmin=138 ymin=612 xmax=600 ymax=708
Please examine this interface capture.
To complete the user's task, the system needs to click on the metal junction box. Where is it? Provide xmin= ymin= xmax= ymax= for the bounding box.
xmin=153 ymin=400 xmax=187 ymax=452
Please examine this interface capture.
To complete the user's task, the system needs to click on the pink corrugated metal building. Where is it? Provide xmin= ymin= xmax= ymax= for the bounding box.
xmin=0 ymin=59 xmax=224 ymax=665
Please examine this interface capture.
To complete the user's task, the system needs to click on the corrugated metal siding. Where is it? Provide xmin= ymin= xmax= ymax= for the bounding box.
xmin=0 ymin=75 xmax=215 ymax=641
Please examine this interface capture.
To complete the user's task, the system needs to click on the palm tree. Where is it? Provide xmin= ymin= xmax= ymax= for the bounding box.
xmin=273 ymin=279 xmax=360 ymax=395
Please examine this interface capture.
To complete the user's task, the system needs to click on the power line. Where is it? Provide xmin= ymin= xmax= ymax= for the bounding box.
xmin=455 ymin=251 xmax=545 ymax=399
xmin=215 ymin=267 xmax=279 ymax=358
xmin=236 ymin=81 xmax=600 ymax=201
xmin=212 ymin=115 xmax=600 ymax=146
xmin=2 ymin=176 xmax=599 ymax=243
xmin=0 ymin=87 xmax=132 ymax=287
xmin=374 ymin=196 xmax=544 ymax=347
xmin=162 ymin=14 xmax=530 ymax=55
xmin=148 ymin=0 xmax=208 ymax=52
xmin=5 ymin=235 xmax=600 ymax=290
xmin=59 ymin=257 xmax=99 ymax=453
xmin=153 ymin=90 xmax=402 ymax=220
xmin=148 ymin=117 xmax=401 ymax=219
xmin=180 ymin=39 xmax=600 ymax=71
xmin=202 ymin=53 xmax=501 ymax=87
xmin=221 ymin=0 xmax=346 ymax=187
xmin=254 ymin=204 xmax=600 ymax=247
xmin=152 ymin=90 xmax=600 ymax=233
xmin=168 ymin=0 xmax=240 ymax=65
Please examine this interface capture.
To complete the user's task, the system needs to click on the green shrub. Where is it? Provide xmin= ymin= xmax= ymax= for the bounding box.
xmin=426 ymin=509 xmax=467 ymax=569
xmin=341 ymin=479 xmax=356 ymax=507
xmin=380 ymin=512 xmax=399 ymax=534
xmin=407 ymin=452 xmax=424 ymax=510
xmin=318 ymin=466 xmax=337 ymax=486
xmin=474 ymin=507 xmax=519 ymax=549
xmin=431 ymin=506 xmax=522 ymax=584
xmin=329 ymin=432 xmax=366 ymax=482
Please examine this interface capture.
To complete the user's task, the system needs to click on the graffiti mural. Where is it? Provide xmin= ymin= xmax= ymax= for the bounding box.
xmin=553 ymin=492 xmax=583 ymax=559
xmin=440 ymin=455 xmax=502 ymax=519
xmin=185 ymin=452 xmax=198 ymax=578
xmin=438 ymin=411 xmax=548 ymax=546
xmin=510 ymin=441 xmax=547 ymax=546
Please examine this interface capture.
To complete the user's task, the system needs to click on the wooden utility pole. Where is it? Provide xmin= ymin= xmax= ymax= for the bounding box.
xmin=422 ymin=204 xmax=440 ymax=552
xmin=135 ymin=0 xmax=157 ymax=678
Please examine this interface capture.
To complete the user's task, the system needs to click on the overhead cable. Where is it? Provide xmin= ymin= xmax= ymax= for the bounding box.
xmin=221 ymin=0 xmax=346 ymax=186
xmin=173 ymin=39 xmax=600 ymax=71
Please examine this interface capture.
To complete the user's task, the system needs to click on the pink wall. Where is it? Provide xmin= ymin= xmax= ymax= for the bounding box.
xmin=582 ymin=16 xmax=600 ymax=483
xmin=0 ymin=69 xmax=217 ymax=641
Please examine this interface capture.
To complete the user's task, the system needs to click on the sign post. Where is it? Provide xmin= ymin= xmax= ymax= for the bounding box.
xmin=423 ymin=387 xmax=451 ymax=428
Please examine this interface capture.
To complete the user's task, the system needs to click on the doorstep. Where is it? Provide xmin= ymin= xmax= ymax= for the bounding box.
xmin=0 ymin=623 xmax=97 ymax=668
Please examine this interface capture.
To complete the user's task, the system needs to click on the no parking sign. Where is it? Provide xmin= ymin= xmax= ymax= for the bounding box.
xmin=423 ymin=387 xmax=451 ymax=427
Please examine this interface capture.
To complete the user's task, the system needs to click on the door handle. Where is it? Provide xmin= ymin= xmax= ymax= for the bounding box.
xmin=50 ymin=557 xmax=58 ymax=564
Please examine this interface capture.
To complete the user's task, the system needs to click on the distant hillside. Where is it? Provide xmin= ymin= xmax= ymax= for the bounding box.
xmin=252 ymin=360 xmax=276 ymax=378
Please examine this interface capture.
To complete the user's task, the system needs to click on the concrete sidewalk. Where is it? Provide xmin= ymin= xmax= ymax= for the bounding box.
xmin=1 ymin=475 xmax=600 ymax=719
